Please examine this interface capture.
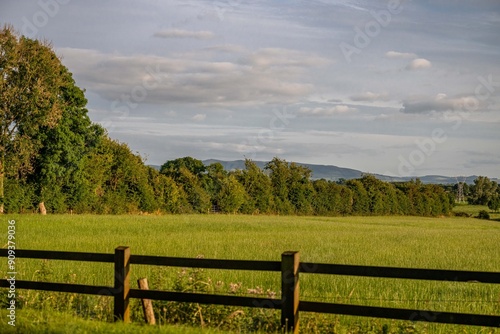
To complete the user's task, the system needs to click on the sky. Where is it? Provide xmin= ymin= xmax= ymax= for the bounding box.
xmin=1 ymin=0 xmax=499 ymax=178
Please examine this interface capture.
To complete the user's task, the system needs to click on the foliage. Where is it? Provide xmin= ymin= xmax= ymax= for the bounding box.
xmin=477 ymin=210 xmax=490 ymax=220
xmin=469 ymin=176 xmax=498 ymax=205
xmin=235 ymin=159 xmax=273 ymax=214
xmin=0 ymin=25 xmax=69 ymax=212
xmin=488 ymin=196 xmax=500 ymax=212
xmin=151 ymin=265 xmax=281 ymax=332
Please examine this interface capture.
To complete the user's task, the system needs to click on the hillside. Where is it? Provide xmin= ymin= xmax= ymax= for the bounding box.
xmin=199 ymin=160 xmax=495 ymax=185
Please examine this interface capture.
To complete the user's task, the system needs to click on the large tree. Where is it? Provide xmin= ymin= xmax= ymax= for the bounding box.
xmin=470 ymin=176 xmax=498 ymax=205
xmin=0 ymin=25 xmax=67 ymax=213
xmin=29 ymin=66 xmax=103 ymax=213
xmin=160 ymin=157 xmax=211 ymax=213
xmin=236 ymin=159 xmax=273 ymax=214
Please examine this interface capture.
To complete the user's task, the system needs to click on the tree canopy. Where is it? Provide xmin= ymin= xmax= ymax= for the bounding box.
xmin=1 ymin=25 xmax=69 ymax=212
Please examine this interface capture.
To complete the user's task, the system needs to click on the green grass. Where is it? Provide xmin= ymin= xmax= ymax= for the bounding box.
xmin=453 ymin=203 xmax=500 ymax=220
xmin=0 ymin=308 xmax=229 ymax=333
xmin=1 ymin=213 xmax=500 ymax=333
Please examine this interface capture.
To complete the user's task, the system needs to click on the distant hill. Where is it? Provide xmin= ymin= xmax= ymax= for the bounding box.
xmin=202 ymin=160 xmax=497 ymax=185
xmin=202 ymin=159 xmax=363 ymax=180
xmin=150 ymin=159 xmax=497 ymax=185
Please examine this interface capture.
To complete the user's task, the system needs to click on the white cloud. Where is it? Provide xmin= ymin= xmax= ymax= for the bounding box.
xmin=406 ymin=58 xmax=432 ymax=70
xmin=153 ymin=29 xmax=215 ymax=40
xmin=350 ymin=91 xmax=390 ymax=102
xmin=165 ymin=110 xmax=177 ymax=117
xmin=400 ymin=94 xmax=480 ymax=113
xmin=191 ymin=113 xmax=207 ymax=121
xmin=245 ymin=48 xmax=331 ymax=69
xmin=58 ymin=47 xmax=327 ymax=107
xmin=385 ymin=51 xmax=417 ymax=59
xmin=298 ymin=105 xmax=356 ymax=116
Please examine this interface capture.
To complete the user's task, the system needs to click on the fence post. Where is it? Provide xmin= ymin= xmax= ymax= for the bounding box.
xmin=138 ymin=277 xmax=156 ymax=325
xmin=281 ymin=251 xmax=300 ymax=333
xmin=114 ymin=246 xmax=131 ymax=323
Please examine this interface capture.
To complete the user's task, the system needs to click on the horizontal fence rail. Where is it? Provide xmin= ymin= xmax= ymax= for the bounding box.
xmin=130 ymin=254 xmax=281 ymax=271
xmin=4 ymin=280 xmax=113 ymax=296
xmin=299 ymin=301 xmax=500 ymax=327
xmin=1 ymin=247 xmax=499 ymax=332
xmin=300 ymin=262 xmax=500 ymax=283
xmin=2 ymin=249 xmax=115 ymax=263
xmin=129 ymin=289 xmax=282 ymax=309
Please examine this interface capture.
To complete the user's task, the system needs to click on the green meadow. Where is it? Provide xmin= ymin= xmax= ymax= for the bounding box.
xmin=1 ymin=208 xmax=500 ymax=333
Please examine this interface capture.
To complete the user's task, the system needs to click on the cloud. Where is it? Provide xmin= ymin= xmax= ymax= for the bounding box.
xmin=57 ymin=47 xmax=327 ymax=107
xmin=385 ymin=51 xmax=417 ymax=59
xmin=153 ymin=29 xmax=215 ymax=40
xmin=191 ymin=113 xmax=207 ymax=122
xmin=298 ymin=105 xmax=356 ymax=116
xmin=406 ymin=58 xmax=432 ymax=70
xmin=202 ymin=44 xmax=247 ymax=54
xmin=350 ymin=91 xmax=390 ymax=102
xmin=400 ymin=94 xmax=480 ymax=113
xmin=244 ymin=48 xmax=331 ymax=69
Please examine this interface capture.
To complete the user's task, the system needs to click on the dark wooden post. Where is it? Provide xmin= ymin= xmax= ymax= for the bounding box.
xmin=114 ymin=246 xmax=130 ymax=322
xmin=138 ymin=278 xmax=156 ymax=324
xmin=281 ymin=251 xmax=300 ymax=333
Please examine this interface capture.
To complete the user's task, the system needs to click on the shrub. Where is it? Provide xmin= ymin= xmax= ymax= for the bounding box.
xmin=477 ymin=210 xmax=490 ymax=220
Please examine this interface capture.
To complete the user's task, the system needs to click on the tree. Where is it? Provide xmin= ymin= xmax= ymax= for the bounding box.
xmin=237 ymin=159 xmax=273 ymax=214
xmin=265 ymin=157 xmax=293 ymax=214
xmin=470 ymin=176 xmax=498 ymax=205
xmin=217 ymin=174 xmax=247 ymax=213
xmin=488 ymin=196 xmax=500 ymax=213
xmin=160 ymin=157 xmax=210 ymax=213
xmin=28 ymin=66 xmax=103 ymax=213
xmin=312 ymin=179 xmax=351 ymax=216
xmin=160 ymin=157 xmax=206 ymax=181
xmin=346 ymin=179 xmax=369 ymax=215
xmin=1 ymin=25 xmax=67 ymax=212
xmin=205 ymin=162 xmax=227 ymax=208
xmin=149 ymin=169 xmax=188 ymax=213
xmin=287 ymin=162 xmax=314 ymax=215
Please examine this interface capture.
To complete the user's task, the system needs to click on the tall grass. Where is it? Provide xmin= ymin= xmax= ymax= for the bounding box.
xmin=1 ymin=214 xmax=499 ymax=333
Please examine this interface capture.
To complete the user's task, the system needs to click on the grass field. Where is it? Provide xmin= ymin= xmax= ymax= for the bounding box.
xmin=1 ymin=207 xmax=500 ymax=333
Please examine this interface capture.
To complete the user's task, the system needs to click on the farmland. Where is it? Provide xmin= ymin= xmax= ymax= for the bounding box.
xmin=1 ymin=209 xmax=500 ymax=333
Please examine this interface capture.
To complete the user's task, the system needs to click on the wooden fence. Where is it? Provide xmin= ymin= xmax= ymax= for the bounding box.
xmin=1 ymin=247 xmax=499 ymax=333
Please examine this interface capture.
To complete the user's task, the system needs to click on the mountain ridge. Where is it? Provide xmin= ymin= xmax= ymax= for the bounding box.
xmin=202 ymin=159 xmax=495 ymax=185
xmin=150 ymin=159 xmax=497 ymax=185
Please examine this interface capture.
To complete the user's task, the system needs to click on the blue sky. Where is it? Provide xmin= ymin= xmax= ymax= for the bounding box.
xmin=1 ymin=0 xmax=499 ymax=177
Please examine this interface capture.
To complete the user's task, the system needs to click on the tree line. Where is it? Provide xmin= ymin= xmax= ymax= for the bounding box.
xmin=1 ymin=26 xmax=498 ymax=215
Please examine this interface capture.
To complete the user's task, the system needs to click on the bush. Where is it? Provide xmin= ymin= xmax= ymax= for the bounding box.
xmin=488 ymin=197 xmax=500 ymax=212
xmin=453 ymin=211 xmax=471 ymax=218
xmin=477 ymin=210 xmax=490 ymax=220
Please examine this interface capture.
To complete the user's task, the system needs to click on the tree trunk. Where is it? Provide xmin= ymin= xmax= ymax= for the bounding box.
xmin=39 ymin=202 xmax=47 ymax=215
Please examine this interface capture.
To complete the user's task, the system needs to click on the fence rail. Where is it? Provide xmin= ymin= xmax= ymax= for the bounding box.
xmin=1 ymin=247 xmax=499 ymax=332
